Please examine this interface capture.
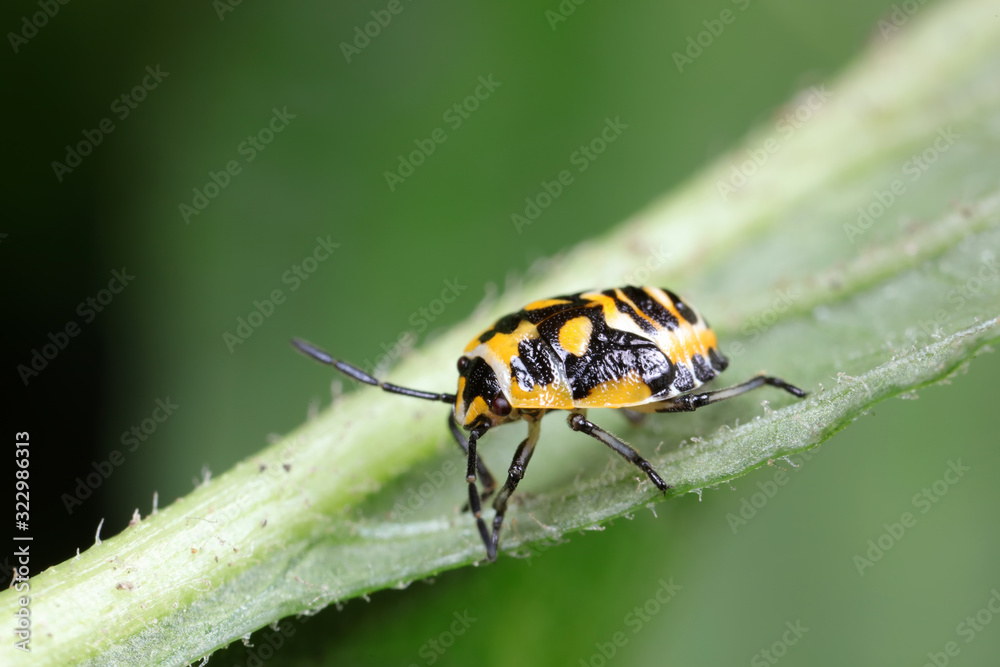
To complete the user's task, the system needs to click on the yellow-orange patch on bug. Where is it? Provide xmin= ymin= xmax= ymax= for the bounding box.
xmin=465 ymin=396 xmax=490 ymax=424
xmin=507 ymin=377 xmax=575 ymax=410
xmin=575 ymin=372 xmax=653 ymax=408
xmin=558 ymin=316 xmax=594 ymax=357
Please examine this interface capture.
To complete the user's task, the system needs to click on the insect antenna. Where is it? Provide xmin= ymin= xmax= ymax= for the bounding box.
xmin=291 ymin=337 xmax=456 ymax=404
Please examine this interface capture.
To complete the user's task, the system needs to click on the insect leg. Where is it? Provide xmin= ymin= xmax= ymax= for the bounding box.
xmin=567 ymin=411 xmax=669 ymax=492
xmin=653 ymin=374 xmax=806 ymax=412
xmin=448 ymin=413 xmax=497 ymax=507
xmin=291 ymin=337 xmax=456 ymax=404
xmin=489 ymin=419 xmax=542 ymax=561
xmin=463 ymin=423 xmax=492 ymax=558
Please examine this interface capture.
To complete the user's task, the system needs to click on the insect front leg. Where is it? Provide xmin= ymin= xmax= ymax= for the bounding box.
xmin=489 ymin=418 xmax=542 ymax=561
xmin=448 ymin=413 xmax=497 ymax=507
xmin=463 ymin=423 xmax=492 ymax=558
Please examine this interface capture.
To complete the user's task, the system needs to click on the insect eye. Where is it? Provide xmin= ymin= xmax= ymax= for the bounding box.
xmin=457 ymin=357 xmax=470 ymax=374
xmin=491 ymin=395 xmax=511 ymax=417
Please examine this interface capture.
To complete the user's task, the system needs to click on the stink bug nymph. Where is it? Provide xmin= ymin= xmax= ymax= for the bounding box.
xmin=292 ymin=286 xmax=805 ymax=561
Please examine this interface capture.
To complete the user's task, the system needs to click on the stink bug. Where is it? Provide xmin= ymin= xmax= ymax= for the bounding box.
xmin=292 ymin=286 xmax=805 ymax=561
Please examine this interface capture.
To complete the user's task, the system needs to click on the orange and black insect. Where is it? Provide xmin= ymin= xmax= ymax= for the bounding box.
xmin=292 ymin=286 xmax=805 ymax=561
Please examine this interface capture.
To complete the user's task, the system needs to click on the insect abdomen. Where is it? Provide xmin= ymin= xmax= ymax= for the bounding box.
xmin=464 ymin=286 xmax=728 ymax=410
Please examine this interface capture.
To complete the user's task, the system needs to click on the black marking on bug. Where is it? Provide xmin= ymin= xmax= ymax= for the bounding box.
xmin=534 ymin=305 xmax=599 ymax=361
xmin=477 ymin=313 xmax=523 ymax=344
xmin=461 ymin=357 xmax=504 ymax=408
xmin=691 ymin=353 xmax=716 ymax=384
xmin=509 ymin=357 xmax=532 ymax=391
xmin=663 ymin=288 xmax=699 ymax=325
xmin=672 ymin=360 xmax=696 ymax=393
xmin=621 ymin=286 xmax=678 ymax=331
xmin=520 ymin=293 xmax=591 ymax=325
xmin=709 ymin=347 xmax=729 ymax=372
xmin=602 ymin=288 xmax=658 ymax=335
xmin=644 ymin=352 xmax=678 ymax=398
xmin=561 ymin=317 xmax=675 ymax=401
xmin=510 ymin=336 xmax=556 ymax=391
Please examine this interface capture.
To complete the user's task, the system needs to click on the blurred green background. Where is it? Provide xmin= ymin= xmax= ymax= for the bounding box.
xmin=6 ymin=0 xmax=1000 ymax=664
